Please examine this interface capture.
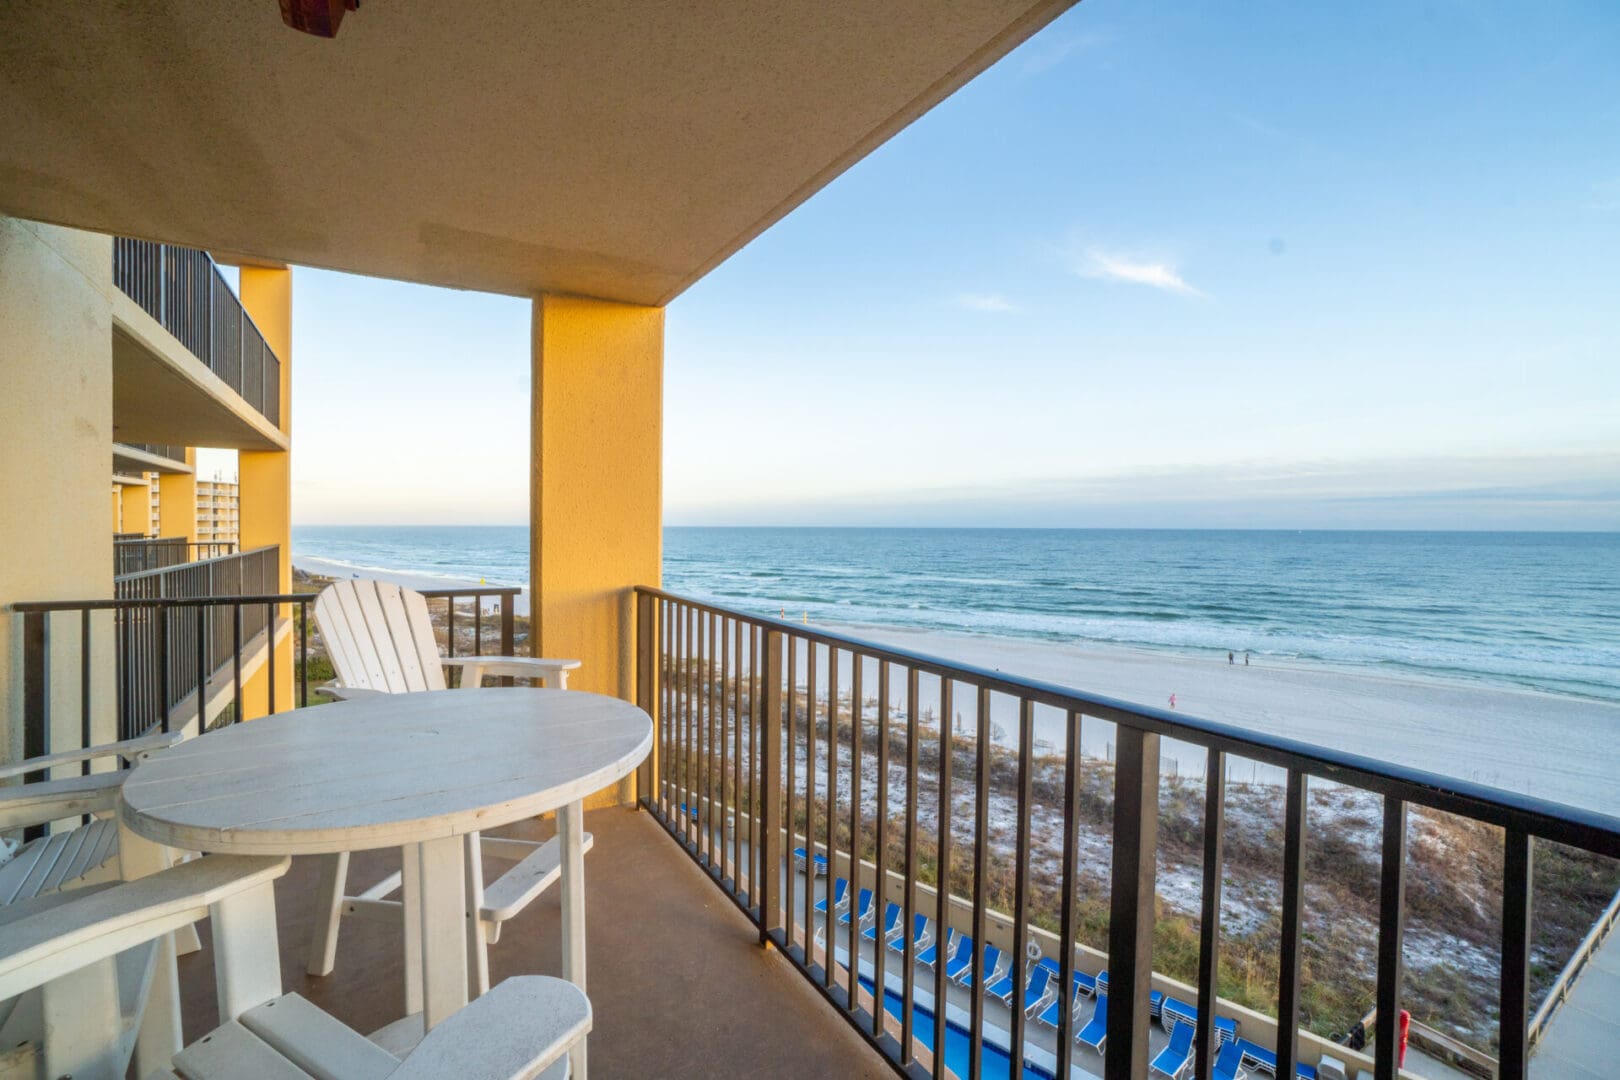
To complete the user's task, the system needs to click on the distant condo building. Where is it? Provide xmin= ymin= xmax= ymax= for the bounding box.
xmin=195 ymin=478 xmax=240 ymax=546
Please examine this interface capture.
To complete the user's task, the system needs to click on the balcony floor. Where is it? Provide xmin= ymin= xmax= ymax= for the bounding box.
xmin=176 ymin=806 xmax=890 ymax=1079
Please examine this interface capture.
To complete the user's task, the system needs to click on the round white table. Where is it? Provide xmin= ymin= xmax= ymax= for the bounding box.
xmin=120 ymin=687 xmax=651 ymax=1065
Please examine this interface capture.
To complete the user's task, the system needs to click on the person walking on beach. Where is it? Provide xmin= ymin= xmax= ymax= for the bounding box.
xmin=1245 ymin=651 xmax=1250 ymax=666
xmin=1169 ymin=693 xmax=1177 ymax=710
xmin=1228 ymin=651 xmax=1234 ymax=665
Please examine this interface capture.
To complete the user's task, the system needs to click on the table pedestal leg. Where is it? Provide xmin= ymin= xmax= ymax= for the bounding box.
xmin=416 ymin=835 xmax=471 ymax=1031
xmin=560 ymin=800 xmax=587 ymax=1079
xmin=401 ymin=843 xmax=424 ymax=1018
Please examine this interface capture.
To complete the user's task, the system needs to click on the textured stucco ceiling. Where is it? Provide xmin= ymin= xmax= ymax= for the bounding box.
xmin=0 ymin=1 xmax=1073 ymax=305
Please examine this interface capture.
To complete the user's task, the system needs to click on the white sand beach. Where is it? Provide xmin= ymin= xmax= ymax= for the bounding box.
xmin=827 ymin=623 xmax=1620 ymax=819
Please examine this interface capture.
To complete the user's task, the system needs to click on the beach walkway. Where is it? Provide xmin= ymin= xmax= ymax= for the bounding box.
xmin=1531 ymin=924 xmax=1620 ymax=1080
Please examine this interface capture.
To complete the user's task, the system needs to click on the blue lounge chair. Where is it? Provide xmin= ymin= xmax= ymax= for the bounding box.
xmin=1074 ymin=969 xmax=1099 ymax=997
xmin=863 ymin=901 xmax=903 ymax=942
xmin=890 ymin=912 xmax=929 ymax=955
xmin=1076 ymin=994 xmax=1107 ymax=1053
xmin=958 ymin=943 xmax=1006 ymax=988
xmin=1213 ymin=1042 xmax=1246 ymax=1080
xmin=942 ymin=934 xmax=977 ymax=981
xmin=1234 ymin=1038 xmax=1316 ymax=1079
xmin=918 ymin=926 xmax=958 ymax=969
xmin=838 ymin=887 xmax=874 ymax=926
xmin=1216 ymin=1017 xmax=1238 ymax=1048
xmin=1150 ymin=1020 xmax=1193 ymax=1079
xmin=813 ymin=877 xmax=849 ymax=915
xmin=1151 ymin=989 xmax=1164 ymax=1021
xmin=1021 ymin=958 xmax=1059 ymax=1014
xmin=792 ymin=846 xmax=829 ymax=876
xmin=1036 ymin=971 xmax=1091 ymax=1028
xmin=986 ymin=960 xmax=1019 ymax=1004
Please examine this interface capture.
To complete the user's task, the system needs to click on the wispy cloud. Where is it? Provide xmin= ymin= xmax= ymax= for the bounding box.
xmin=1075 ymin=248 xmax=1204 ymax=297
xmin=1020 ymin=32 xmax=1109 ymax=76
xmin=953 ymin=292 xmax=1019 ymax=313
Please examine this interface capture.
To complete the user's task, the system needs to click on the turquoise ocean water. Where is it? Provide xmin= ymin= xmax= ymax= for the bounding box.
xmin=292 ymin=526 xmax=1620 ymax=704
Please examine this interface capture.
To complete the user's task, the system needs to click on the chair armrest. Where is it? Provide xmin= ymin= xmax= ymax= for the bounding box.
xmin=321 ymin=682 xmax=388 ymax=702
xmin=0 ymin=854 xmax=289 ymax=1001
xmin=439 ymin=656 xmax=581 ymax=673
xmin=0 ymin=770 xmax=125 ymax=831
xmin=390 ymin=975 xmax=591 ymax=1080
xmin=0 ymin=731 xmax=182 ymax=782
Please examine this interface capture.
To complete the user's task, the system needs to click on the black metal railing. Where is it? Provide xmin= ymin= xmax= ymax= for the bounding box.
xmin=117 ymin=442 xmax=187 ymax=465
xmin=112 ymin=238 xmax=281 ymax=427
xmin=114 ymin=537 xmax=238 ymax=577
xmin=632 ymin=587 xmax=1620 ymax=1080
xmin=12 ymin=584 xmax=521 ymax=824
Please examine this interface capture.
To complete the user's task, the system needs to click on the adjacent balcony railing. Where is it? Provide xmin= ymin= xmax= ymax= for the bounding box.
xmin=114 ymin=536 xmax=237 ymax=577
xmin=14 ymin=580 xmax=518 ymax=751
xmin=632 ymin=587 xmax=1620 ymax=1080
xmin=112 ymin=238 xmax=281 ymax=427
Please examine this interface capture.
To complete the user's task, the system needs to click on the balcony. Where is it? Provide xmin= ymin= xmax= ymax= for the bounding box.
xmin=10 ymin=581 xmax=1618 ymax=1080
xmin=110 ymin=239 xmax=286 ymax=451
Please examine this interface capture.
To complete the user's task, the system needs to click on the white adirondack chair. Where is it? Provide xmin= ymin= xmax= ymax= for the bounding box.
xmin=0 ymin=732 xmax=197 ymax=1079
xmin=313 ymin=579 xmax=579 ymax=695
xmin=0 ymin=855 xmax=591 ymax=1080
xmin=0 ymin=732 xmax=181 ymax=909
xmin=307 ymin=580 xmax=592 ymax=994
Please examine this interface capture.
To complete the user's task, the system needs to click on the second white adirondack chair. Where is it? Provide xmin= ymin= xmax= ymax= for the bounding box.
xmin=307 ymin=580 xmax=592 ymax=993
xmin=313 ymin=579 xmax=579 ymax=695
xmin=0 ymin=855 xmax=591 ymax=1080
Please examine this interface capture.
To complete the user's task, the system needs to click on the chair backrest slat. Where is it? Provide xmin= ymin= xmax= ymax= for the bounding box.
xmin=351 ymin=582 xmax=410 ymax=692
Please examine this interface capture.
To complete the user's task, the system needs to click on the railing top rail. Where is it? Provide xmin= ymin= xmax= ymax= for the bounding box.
xmin=11 ymin=585 xmax=519 ymax=614
xmin=634 ymin=584 xmax=1620 ymax=859
xmin=114 ymin=238 xmax=285 ymax=366
xmin=108 ymin=544 xmax=279 ymax=584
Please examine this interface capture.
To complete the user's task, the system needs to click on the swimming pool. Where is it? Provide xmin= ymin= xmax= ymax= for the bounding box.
xmin=859 ymin=975 xmax=1059 ymax=1080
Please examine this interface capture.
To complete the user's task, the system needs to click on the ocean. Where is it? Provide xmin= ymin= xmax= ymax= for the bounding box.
xmin=293 ymin=526 xmax=1620 ymax=705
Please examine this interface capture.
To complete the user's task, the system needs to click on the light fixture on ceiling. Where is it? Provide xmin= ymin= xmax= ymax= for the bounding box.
xmin=279 ymin=0 xmax=360 ymax=39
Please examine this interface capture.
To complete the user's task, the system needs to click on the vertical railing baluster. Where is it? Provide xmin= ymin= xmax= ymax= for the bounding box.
xmin=232 ymin=603 xmax=243 ymax=722
xmin=1008 ymin=696 xmax=1033 ymax=1071
xmin=1196 ymin=749 xmax=1226 ymax=1080
xmin=719 ymin=614 xmax=731 ymax=879
xmin=500 ymin=592 xmax=516 ymax=685
xmin=266 ymin=601 xmax=276 ymax=715
xmin=1105 ymin=724 xmax=1160 ymax=1079
xmin=1375 ymin=796 xmax=1408 ymax=1080
xmin=635 ymin=593 xmax=655 ymax=806
xmin=21 ymin=612 xmax=50 ymax=842
xmin=805 ymin=642 xmax=818 ymax=956
xmin=847 ymin=652 xmax=863 ymax=1013
xmin=786 ymin=632 xmax=799 ymax=949
xmin=660 ymin=599 xmax=671 ymax=815
xmin=1056 ymin=709 xmax=1083 ymax=1078
xmin=701 ymin=609 xmax=712 ymax=863
xmin=158 ymin=605 xmax=172 ymax=734
xmin=1499 ymin=829 xmax=1534 ymax=1080
xmin=734 ymin=617 xmax=743 ymax=890
xmin=708 ymin=610 xmax=718 ymax=870
xmin=80 ymin=609 xmax=92 ymax=775
xmin=932 ymin=678 xmax=955 ymax=1077
xmin=753 ymin=624 xmax=765 ymax=925
xmin=901 ymin=665 xmax=919 ymax=1063
xmin=872 ymin=660 xmax=891 ymax=1040
xmin=971 ymin=687 xmax=991 ymax=1080
xmin=300 ymin=600 xmax=309 ymax=707
xmin=760 ymin=628 xmax=785 ymax=946
xmin=1276 ymin=770 xmax=1308 ymax=1080
xmin=827 ymin=645 xmax=840 ymax=990
xmin=195 ymin=606 xmax=206 ymax=731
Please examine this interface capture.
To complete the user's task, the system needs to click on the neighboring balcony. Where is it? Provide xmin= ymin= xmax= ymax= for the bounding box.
xmin=110 ymin=238 xmax=286 ymax=452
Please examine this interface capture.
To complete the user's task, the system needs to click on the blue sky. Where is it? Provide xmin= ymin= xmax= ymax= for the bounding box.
xmin=269 ymin=0 xmax=1620 ymax=529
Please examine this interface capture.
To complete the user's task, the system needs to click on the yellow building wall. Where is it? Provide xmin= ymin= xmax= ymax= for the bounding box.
xmin=529 ymin=294 xmax=664 ymax=714
xmin=158 ymin=450 xmax=198 ymax=540
xmin=237 ymin=267 xmax=293 ymax=719
xmin=0 ymin=217 xmax=118 ymax=764
xmin=121 ymin=474 xmax=153 ymax=537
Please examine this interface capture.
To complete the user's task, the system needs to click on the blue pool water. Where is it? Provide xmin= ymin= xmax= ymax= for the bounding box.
xmin=859 ymin=975 xmax=1058 ymax=1080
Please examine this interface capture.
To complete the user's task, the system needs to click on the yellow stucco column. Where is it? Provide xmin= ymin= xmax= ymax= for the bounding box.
xmin=530 ymin=294 xmax=663 ymax=719
xmin=157 ymin=450 xmax=198 ymax=540
xmin=237 ymin=268 xmax=293 ymax=718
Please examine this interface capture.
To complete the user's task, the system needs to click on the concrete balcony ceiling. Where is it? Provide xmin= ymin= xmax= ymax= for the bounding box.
xmin=0 ymin=0 xmax=1072 ymax=304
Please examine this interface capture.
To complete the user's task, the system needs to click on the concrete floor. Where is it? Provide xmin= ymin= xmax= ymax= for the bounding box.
xmin=176 ymin=807 xmax=890 ymax=1079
